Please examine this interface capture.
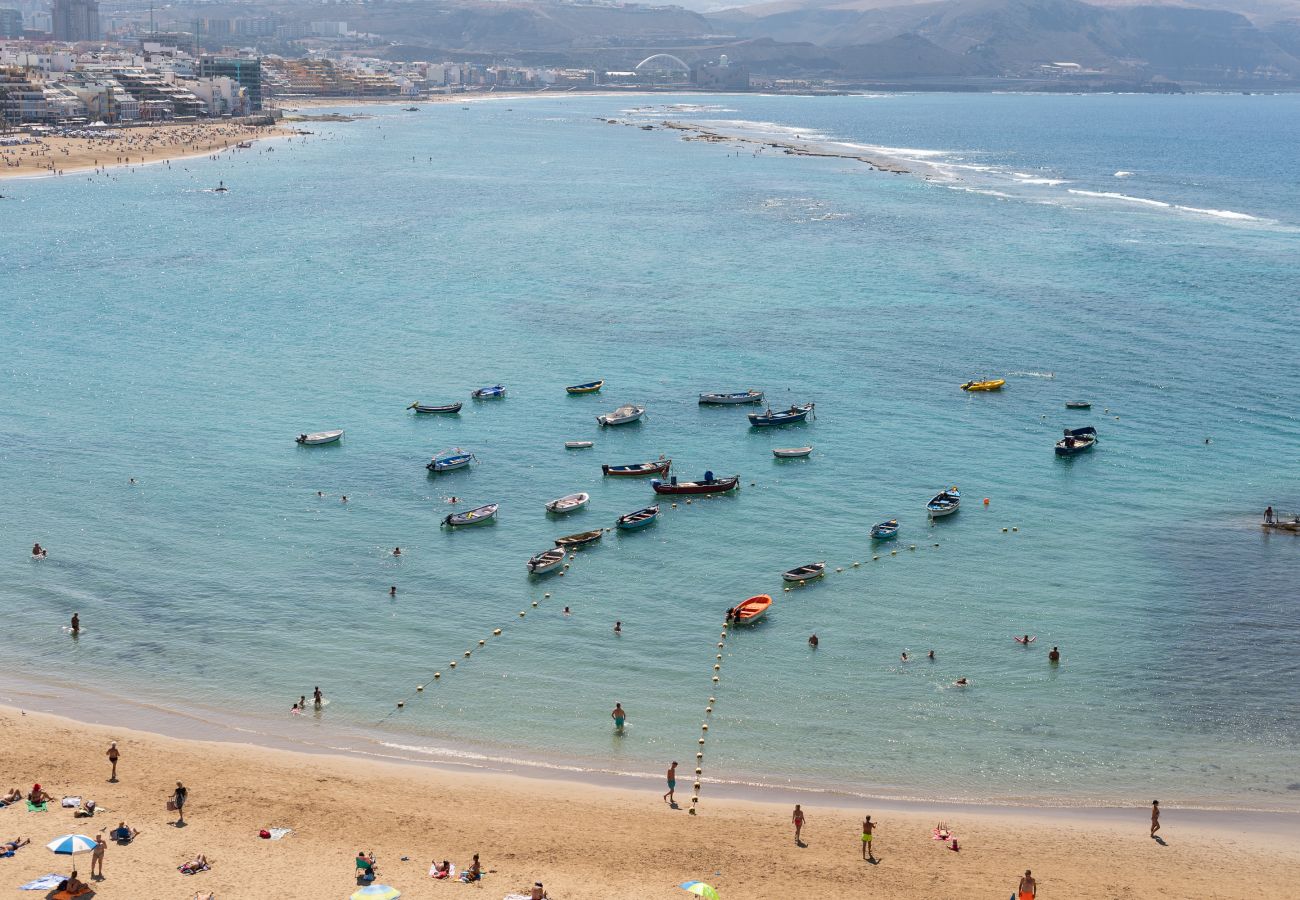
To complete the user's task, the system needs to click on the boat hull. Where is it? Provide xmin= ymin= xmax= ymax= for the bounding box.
xmin=566 ymin=381 xmax=604 ymax=394
xmin=602 ymin=460 xmax=671 ymax=477
xmin=296 ymin=430 xmax=343 ymax=445
xmin=1054 ymin=437 xmax=1097 ymax=455
xmin=870 ymin=521 xmax=900 ymax=540
xmin=410 ymin=402 xmax=462 ymax=414
xmin=651 ymin=475 xmax=739 ymax=495
xmin=927 ymin=489 xmax=961 ymax=518
xmin=555 ymin=530 xmax=603 ymax=549
xmin=772 ymin=447 xmax=813 ymax=458
xmin=596 ymin=405 xmax=645 ymax=426
xmin=565 ymin=441 xmax=594 ymax=449
xmin=527 ymin=549 xmax=566 ymax=575
xmin=699 ymin=391 xmax=764 ymax=405
xmin=616 ymin=505 xmax=660 ymax=530
xmin=748 ymin=404 xmax=814 ymax=427
xmin=782 ymin=564 xmax=825 ymax=582
xmin=961 ymin=379 xmax=1005 ymax=392
xmin=442 ymin=503 xmax=498 ymax=527
xmin=471 ymin=386 xmax=506 ymax=399
xmin=546 ymin=492 xmax=590 ymax=514
xmin=733 ymin=594 xmax=772 ymax=624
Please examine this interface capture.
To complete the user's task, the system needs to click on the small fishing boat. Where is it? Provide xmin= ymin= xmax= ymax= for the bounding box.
xmin=1065 ymin=401 xmax=1092 ymax=409
xmin=651 ymin=472 xmax=739 ymax=495
xmin=564 ymin=440 xmax=594 ymax=449
xmin=426 ymin=448 xmax=475 ymax=472
xmin=782 ymin=562 xmax=825 ymax=582
xmin=731 ymin=594 xmax=772 ymax=624
xmin=471 ymin=384 xmax=506 ymax=400
xmin=596 ymin=404 xmax=645 ymax=426
xmin=408 ymin=401 xmax=462 ymax=414
xmin=566 ymin=380 xmax=604 ymax=394
xmin=296 ymin=429 xmax=343 ymax=445
xmin=748 ymin=403 xmax=814 ymax=427
xmin=545 ymin=492 xmax=590 ymax=514
xmin=555 ymin=529 xmax=603 ymax=549
xmin=616 ymin=505 xmax=659 ymax=530
xmin=602 ymin=458 xmax=671 ymax=477
xmin=1055 ymin=426 xmax=1097 ymax=456
xmin=870 ymin=519 xmax=900 ymax=540
xmin=772 ymin=446 xmax=813 ymax=458
xmin=961 ymin=379 xmax=1005 ymax=392
xmin=213 ymin=181 xmax=229 ymax=193
xmin=526 ymin=547 xmax=566 ymax=575
xmin=699 ymin=390 xmax=764 ymax=405
xmin=927 ymin=487 xmax=961 ymax=518
xmin=441 ymin=503 xmax=498 ymax=527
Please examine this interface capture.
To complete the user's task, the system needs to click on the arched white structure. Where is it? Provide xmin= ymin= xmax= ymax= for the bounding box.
xmin=634 ymin=54 xmax=691 ymax=73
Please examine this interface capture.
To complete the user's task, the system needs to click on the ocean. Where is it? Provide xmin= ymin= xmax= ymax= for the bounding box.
xmin=2 ymin=91 xmax=1298 ymax=810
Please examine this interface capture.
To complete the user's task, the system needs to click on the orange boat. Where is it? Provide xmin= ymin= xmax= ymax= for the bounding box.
xmin=732 ymin=594 xmax=772 ymax=624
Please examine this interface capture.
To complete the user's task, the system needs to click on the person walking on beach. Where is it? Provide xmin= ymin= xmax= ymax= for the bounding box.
xmin=861 ymin=815 xmax=875 ymax=861
xmin=664 ymin=761 xmax=677 ymax=804
xmin=792 ymin=804 xmax=805 ymax=844
xmin=106 ymin=742 xmax=119 ymax=782
xmin=1018 ymin=869 xmax=1037 ymax=899
xmin=172 ymin=782 xmax=188 ymax=826
xmin=90 ymin=833 xmax=105 ymax=877
xmin=611 ymin=703 xmax=626 ymax=732
xmin=1150 ymin=800 xmax=1160 ymax=838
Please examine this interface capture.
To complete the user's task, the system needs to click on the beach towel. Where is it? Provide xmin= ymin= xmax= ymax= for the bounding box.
xmin=267 ymin=827 xmax=293 ymax=841
xmin=61 ymin=797 xmax=81 ymax=808
xmin=26 ymin=801 xmax=48 ymax=812
xmin=19 ymin=874 xmax=65 ymax=891
xmin=51 ymin=887 xmax=94 ymax=900
xmin=502 ymin=894 xmax=532 ymax=900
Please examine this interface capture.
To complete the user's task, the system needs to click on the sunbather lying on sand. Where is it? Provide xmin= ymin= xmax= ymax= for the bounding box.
xmin=2 ymin=788 xmax=21 ymax=804
xmin=2 ymin=837 xmax=31 ymax=854
xmin=179 ymin=854 xmax=210 ymax=874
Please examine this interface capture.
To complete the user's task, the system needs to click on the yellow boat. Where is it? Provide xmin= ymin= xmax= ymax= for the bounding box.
xmin=961 ymin=379 xmax=1005 ymax=392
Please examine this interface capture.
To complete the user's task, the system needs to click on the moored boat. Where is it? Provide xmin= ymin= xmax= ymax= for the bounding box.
xmin=699 ymin=390 xmax=764 ymax=405
xmin=1065 ymin=400 xmax=1092 ymax=409
xmin=961 ymin=379 xmax=1006 ymax=392
xmin=545 ymin=492 xmax=590 ymax=514
xmin=1055 ymin=426 xmax=1097 ymax=456
xmin=555 ymin=529 xmax=603 ymax=549
xmin=927 ymin=487 xmax=961 ymax=518
xmin=296 ymin=429 xmax=343 ymax=445
xmin=730 ymin=594 xmax=772 ymax=624
xmin=748 ymin=403 xmax=814 ymax=427
xmin=526 ymin=547 xmax=566 ymax=575
xmin=782 ymin=562 xmax=825 ymax=582
xmin=566 ymin=380 xmax=604 ymax=394
xmin=616 ymin=504 xmax=659 ymax=530
xmin=441 ymin=503 xmax=498 ymax=527
xmin=651 ymin=472 xmax=739 ymax=495
xmin=408 ymin=401 xmax=462 ymax=414
xmin=870 ymin=519 xmax=900 ymax=540
xmin=602 ymin=458 xmax=671 ymax=477
xmin=596 ymin=404 xmax=645 ymax=426
xmin=426 ymin=448 xmax=475 ymax=472
xmin=564 ymin=440 xmax=594 ymax=449
xmin=471 ymin=384 xmax=506 ymax=400
xmin=772 ymin=446 xmax=813 ymax=458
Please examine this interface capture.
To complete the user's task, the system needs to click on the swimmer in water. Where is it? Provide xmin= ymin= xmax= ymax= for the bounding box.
xmin=563 ymin=606 xmax=571 ymax=616
xmin=32 ymin=543 xmax=47 ymax=558
xmin=1021 ymin=634 xmax=1031 ymax=644
xmin=317 ymin=491 xmax=324 ymax=497
xmin=927 ymin=649 xmax=935 ymax=660
xmin=291 ymin=701 xmax=301 ymax=714
xmin=1048 ymin=646 xmax=1060 ymax=663
xmin=900 ymin=651 xmax=909 ymax=662
xmin=954 ymin=677 xmax=969 ymax=686
xmin=447 ymin=496 xmax=459 ymax=504
xmin=389 ymin=586 xmax=396 ymax=597
xmin=341 ymin=495 xmax=348 ymax=503
xmin=128 ymin=477 xmax=137 ymax=485
xmin=313 ymin=686 xmax=323 ymax=708
xmin=808 ymin=634 xmax=818 ymax=648
xmin=70 ymin=613 xmax=80 ymax=635
xmin=614 ymin=620 xmax=622 ymax=635
xmin=392 ymin=547 xmax=401 ymax=556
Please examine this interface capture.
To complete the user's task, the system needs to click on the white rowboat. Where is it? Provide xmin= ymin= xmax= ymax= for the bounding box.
xmin=596 ymin=404 xmax=645 ymax=427
xmin=772 ymin=446 xmax=813 ymax=458
xmin=527 ymin=548 xmax=566 ymax=575
xmin=546 ymin=492 xmax=590 ymax=514
xmin=565 ymin=440 xmax=594 ymax=449
xmin=296 ymin=429 xmax=343 ymax=445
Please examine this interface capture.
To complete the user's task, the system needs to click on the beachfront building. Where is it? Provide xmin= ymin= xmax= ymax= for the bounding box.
xmin=198 ymin=56 xmax=261 ymax=110
xmin=51 ymin=0 xmax=98 ymax=42
xmin=110 ymin=68 xmax=204 ymax=118
xmin=0 ymin=65 xmax=42 ymax=125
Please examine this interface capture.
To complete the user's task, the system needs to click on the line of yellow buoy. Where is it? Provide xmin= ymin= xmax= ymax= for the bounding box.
xmin=381 ymin=551 xmax=584 ymax=720
xmin=689 ymin=616 xmax=729 ymax=816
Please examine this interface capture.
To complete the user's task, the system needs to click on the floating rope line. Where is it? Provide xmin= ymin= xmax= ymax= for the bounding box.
xmin=689 ymin=616 xmax=730 ymax=816
xmin=377 ymin=550 xmax=586 ymax=723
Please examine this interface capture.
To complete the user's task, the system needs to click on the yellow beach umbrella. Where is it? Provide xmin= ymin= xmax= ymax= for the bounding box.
xmin=680 ymin=881 xmax=719 ymax=900
xmin=351 ymin=885 xmax=400 ymax=900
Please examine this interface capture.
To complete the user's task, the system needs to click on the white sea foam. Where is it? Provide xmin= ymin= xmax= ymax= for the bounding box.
xmin=1113 ymin=171 xmax=1135 ymax=177
xmin=1067 ymin=189 xmax=1171 ymax=208
xmin=1173 ymin=205 xmax=1260 ymax=221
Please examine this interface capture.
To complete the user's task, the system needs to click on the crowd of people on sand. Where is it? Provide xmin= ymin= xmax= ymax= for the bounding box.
xmin=0 ymin=122 xmax=283 ymax=176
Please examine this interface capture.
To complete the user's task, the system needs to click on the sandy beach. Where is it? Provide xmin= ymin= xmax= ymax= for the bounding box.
xmin=0 ymin=121 xmax=295 ymax=180
xmin=1 ymin=706 xmax=1294 ymax=900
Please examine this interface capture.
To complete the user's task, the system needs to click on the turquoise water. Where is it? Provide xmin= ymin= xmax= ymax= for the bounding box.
xmin=3 ymin=92 xmax=1298 ymax=809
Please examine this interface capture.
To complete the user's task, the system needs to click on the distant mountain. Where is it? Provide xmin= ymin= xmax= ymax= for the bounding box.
xmin=719 ymin=0 xmax=1300 ymax=23
xmin=710 ymin=0 xmax=1300 ymax=80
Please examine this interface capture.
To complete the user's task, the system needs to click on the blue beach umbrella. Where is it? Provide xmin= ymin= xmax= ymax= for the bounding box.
xmin=680 ymin=881 xmax=719 ymax=900
xmin=46 ymin=834 xmax=97 ymax=856
xmin=350 ymin=885 xmax=400 ymax=900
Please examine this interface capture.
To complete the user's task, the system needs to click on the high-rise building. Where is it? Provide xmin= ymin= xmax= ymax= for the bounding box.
xmin=0 ymin=8 xmax=23 ymax=38
xmin=198 ymin=57 xmax=261 ymax=111
xmin=52 ymin=0 xmax=99 ymax=42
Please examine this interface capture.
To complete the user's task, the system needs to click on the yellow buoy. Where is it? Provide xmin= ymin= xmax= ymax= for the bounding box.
xmin=1002 ymin=527 xmax=1009 ymax=533
xmin=557 ymin=571 xmax=565 ymax=576
xmin=1012 ymin=526 xmax=1019 ymax=532
xmin=544 ymin=592 xmax=552 ymax=598
xmin=890 ymin=550 xmax=897 ymax=556
xmin=873 ymin=555 xmax=879 ymax=561
xmin=695 ymin=767 xmax=702 ymax=775
xmin=696 ymin=752 xmax=703 ymax=759
xmin=836 ymin=567 xmax=843 ymax=573
xmin=519 ymin=611 xmax=526 ymax=617
xmin=694 ymin=781 xmax=702 ymax=790
xmin=708 ymin=697 xmax=715 ymax=703
xmin=909 ymin=545 xmax=916 ymax=550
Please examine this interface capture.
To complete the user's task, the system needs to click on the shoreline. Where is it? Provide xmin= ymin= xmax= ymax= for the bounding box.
xmin=3 ymin=703 xmax=1297 ymax=900
xmin=0 ymin=121 xmax=296 ymax=181
xmin=6 ymin=674 xmax=1299 ymax=824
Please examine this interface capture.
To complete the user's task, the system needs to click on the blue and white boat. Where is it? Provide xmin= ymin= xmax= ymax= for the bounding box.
xmin=870 ymin=519 xmax=900 ymax=540
xmin=442 ymin=503 xmax=498 ymax=527
xmin=1055 ymin=426 xmax=1097 ymax=456
xmin=471 ymin=384 xmax=506 ymax=400
xmin=926 ymin=488 xmax=960 ymax=518
xmin=748 ymin=403 xmax=814 ymax=427
xmin=426 ymin=448 xmax=475 ymax=472
xmin=408 ymin=401 xmax=462 ymax=414
xmin=616 ymin=504 xmax=659 ymax=530
xmin=699 ymin=390 xmax=764 ymax=405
